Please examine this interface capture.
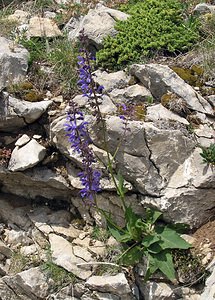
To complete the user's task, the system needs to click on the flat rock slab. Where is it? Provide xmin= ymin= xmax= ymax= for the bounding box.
xmin=0 ymin=37 xmax=29 ymax=92
xmin=8 ymin=139 xmax=46 ymax=171
xmin=49 ymin=234 xmax=93 ymax=280
xmin=86 ymin=273 xmax=131 ymax=296
xmin=130 ymin=63 xmax=214 ymax=116
xmin=28 ymin=17 xmax=62 ymax=37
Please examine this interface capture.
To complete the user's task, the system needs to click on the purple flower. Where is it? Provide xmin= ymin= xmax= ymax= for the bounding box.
xmin=65 ymin=102 xmax=101 ymax=203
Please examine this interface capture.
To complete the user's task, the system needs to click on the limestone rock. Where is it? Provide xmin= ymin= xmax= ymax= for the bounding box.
xmin=130 ymin=64 xmax=214 ymax=115
xmin=0 ymin=95 xmax=52 ymax=132
xmin=49 ymin=233 xmax=92 ymax=280
xmin=8 ymin=139 xmax=46 ymax=171
xmin=86 ymin=273 xmax=131 ymax=296
xmin=68 ymin=4 xmax=129 ymax=49
xmin=194 ymin=3 xmax=215 ymax=14
xmin=142 ymin=148 xmax=215 ymax=227
xmin=0 ymin=37 xmax=29 ymax=92
xmin=2 ymin=267 xmax=52 ymax=299
xmin=15 ymin=134 xmax=30 ymax=147
xmin=0 ymin=240 xmax=12 ymax=258
xmin=27 ymin=17 xmax=62 ymax=37
xmin=0 ymin=166 xmax=72 ymax=201
xmin=109 ymin=84 xmax=152 ymax=104
xmin=200 ymin=266 xmax=215 ymax=300
xmin=138 ymin=281 xmax=174 ymax=300
xmin=93 ymin=69 xmax=131 ymax=92
xmin=146 ymin=104 xmax=189 ymax=125
xmin=7 ymin=10 xmax=29 ymax=24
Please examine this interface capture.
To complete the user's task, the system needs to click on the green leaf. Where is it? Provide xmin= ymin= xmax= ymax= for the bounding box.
xmin=108 ymin=223 xmax=125 ymax=242
xmin=155 ymin=226 xmax=191 ymax=250
xmin=153 ymin=251 xmax=176 ymax=282
xmin=119 ymin=245 xmax=143 ymax=266
xmin=144 ymin=252 xmax=159 ymax=281
xmin=146 ymin=208 xmax=162 ymax=224
xmin=116 ymin=171 xmax=128 ymax=198
xmin=125 ymin=206 xmax=142 ymax=241
xmin=142 ymin=234 xmax=160 ymax=248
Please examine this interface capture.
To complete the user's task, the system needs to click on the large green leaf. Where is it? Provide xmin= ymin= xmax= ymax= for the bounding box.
xmin=119 ymin=245 xmax=143 ymax=266
xmin=155 ymin=226 xmax=191 ymax=250
xmin=144 ymin=252 xmax=159 ymax=281
xmin=142 ymin=234 xmax=160 ymax=248
xmin=152 ymin=251 xmax=176 ymax=282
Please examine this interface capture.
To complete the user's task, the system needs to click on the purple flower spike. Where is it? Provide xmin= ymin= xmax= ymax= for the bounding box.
xmin=65 ymin=102 xmax=101 ymax=204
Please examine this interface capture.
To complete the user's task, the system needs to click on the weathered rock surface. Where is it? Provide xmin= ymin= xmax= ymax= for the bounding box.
xmin=200 ymin=260 xmax=215 ymax=300
xmin=67 ymin=4 xmax=129 ymax=49
xmin=0 ymin=37 xmax=29 ymax=92
xmin=27 ymin=17 xmax=62 ymax=37
xmin=7 ymin=10 xmax=29 ymax=24
xmin=8 ymin=139 xmax=46 ymax=171
xmin=0 ymin=167 xmax=72 ymax=201
xmin=49 ymin=233 xmax=93 ymax=280
xmin=0 ymin=94 xmax=52 ymax=132
xmin=138 ymin=281 xmax=175 ymax=300
xmin=130 ymin=64 xmax=214 ymax=115
xmin=86 ymin=273 xmax=132 ymax=297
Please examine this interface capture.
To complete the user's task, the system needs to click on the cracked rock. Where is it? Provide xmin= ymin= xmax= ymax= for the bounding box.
xmin=0 ymin=94 xmax=52 ymax=132
xmin=0 ymin=37 xmax=29 ymax=92
xmin=8 ymin=139 xmax=46 ymax=171
xmin=130 ymin=64 xmax=214 ymax=116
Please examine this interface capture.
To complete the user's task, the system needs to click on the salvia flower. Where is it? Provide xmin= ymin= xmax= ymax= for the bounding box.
xmin=65 ymin=102 xmax=101 ymax=204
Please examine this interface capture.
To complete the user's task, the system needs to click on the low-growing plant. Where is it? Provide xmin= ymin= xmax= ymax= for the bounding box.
xmin=96 ymin=0 xmax=200 ymax=69
xmin=64 ymin=32 xmax=192 ymax=283
xmin=91 ymin=226 xmax=110 ymax=242
xmin=200 ymin=143 xmax=215 ymax=166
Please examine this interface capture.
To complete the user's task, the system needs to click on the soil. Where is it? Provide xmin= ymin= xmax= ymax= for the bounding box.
xmin=192 ymin=220 xmax=215 ymax=256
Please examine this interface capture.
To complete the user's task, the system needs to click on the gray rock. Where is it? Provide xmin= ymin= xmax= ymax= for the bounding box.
xmin=0 ymin=37 xmax=29 ymax=92
xmin=0 ymin=94 xmax=52 ymax=132
xmin=93 ymin=69 xmax=131 ymax=92
xmin=194 ymin=3 xmax=215 ymax=14
xmin=142 ymin=148 xmax=215 ymax=228
xmin=146 ymin=104 xmax=189 ymax=125
xmin=7 ymin=10 xmax=30 ymax=24
xmin=2 ymin=267 xmax=52 ymax=299
xmin=67 ymin=4 xmax=129 ymax=49
xmin=138 ymin=281 xmax=175 ymax=300
xmin=130 ymin=64 xmax=214 ymax=115
xmin=109 ymin=84 xmax=152 ymax=104
xmin=86 ymin=273 xmax=131 ymax=296
xmin=8 ymin=139 xmax=46 ymax=171
xmin=200 ymin=266 xmax=215 ymax=300
xmin=0 ymin=240 xmax=12 ymax=258
xmin=15 ymin=134 xmax=30 ymax=147
xmin=27 ymin=17 xmax=62 ymax=38
xmin=0 ymin=166 xmax=72 ymax=201
xmin=49 ymin=233 xmax=93 ymax=280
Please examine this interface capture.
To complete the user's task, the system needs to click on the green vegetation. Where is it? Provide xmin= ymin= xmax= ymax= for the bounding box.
xmin=17 ymin=35 xmax=79 ymax=95
xmin=97 ymin=0 xmax=200 ymax=69
xmin=200 ymin=143 xmax=215 ymax=166
xmin=106 ymin=207 xmax=191 ymax=282
xmin=91 ymin=226 xmax=110 ymax=242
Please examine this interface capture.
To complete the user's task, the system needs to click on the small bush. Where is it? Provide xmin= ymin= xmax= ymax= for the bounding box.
xmin=200 ymin=143 xmax=215 ymax=166
xmin=97 ymin=0 xmax=200 ymax=69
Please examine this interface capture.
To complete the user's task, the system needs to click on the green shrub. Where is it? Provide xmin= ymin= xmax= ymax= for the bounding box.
xmin=97 ymin=0 xmax=200 ymax=69
xmin=200 ymin=143 xmax=215 ymax=166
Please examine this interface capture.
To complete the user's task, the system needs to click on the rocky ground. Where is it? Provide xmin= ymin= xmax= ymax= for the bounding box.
xmin=0 ymin=0 xmax=214 ymax=299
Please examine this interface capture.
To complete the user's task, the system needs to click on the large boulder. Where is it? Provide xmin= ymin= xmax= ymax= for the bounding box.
xmin=0 ymin=37 xmax=29 ymax=92
xmin=67 ymin=4 xmax=129 ymax=49
xmin=130 ymin=64 xmax=214 ymax=116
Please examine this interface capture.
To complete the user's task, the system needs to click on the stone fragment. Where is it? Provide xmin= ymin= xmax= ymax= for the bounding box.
xmin=86 ymin=273 xmax=131 ymax=296
xmin=28 ymin=17 xmax=62 ymax=37
xmin=8 ymin=139 xmax=46 ymax=171
xmin=67 ymin=4 xmax=129 ymax=48
xmin=7 ymin=10 xmax=29 ymax=24
xmin=194 ymin=3 xmax=215 ymax=14
xmin=0 ymin=37 xmax=29 ymax=92
xmin=15 ymin=134 xmax=30 ymax=147
xmin=138 ymin=281 xmax=174 ymax=300
xmin=3 ymin=267 xmax=52 ymax=299
xmin=49 ymin=233 xmax=92 ymax=279
xmin=109 ymin=84 xmax=152 ymax=104
xmin=0 ymin=95 xmax=52 ymax=132
xmin=130 ymin=64 xmax=214 ymax=115
xmin=93 ymin=69 xmax=131 ymax=92
xmin=0 ymin=166 xmax=72 ymax=201
xmin=146 ymin=104 xmax=189 ymax=125
xmin=0 ymin=240 xmax=12 ymax=258
xmin=200 ymin=266 xmax=215 ymax=300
